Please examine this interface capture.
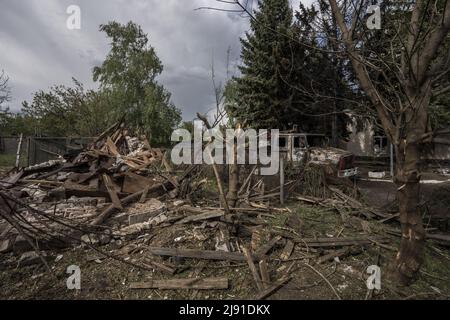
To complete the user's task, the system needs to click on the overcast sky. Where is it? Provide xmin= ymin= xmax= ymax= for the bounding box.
xmin=0 ymin=0 xmax=311 ymax=120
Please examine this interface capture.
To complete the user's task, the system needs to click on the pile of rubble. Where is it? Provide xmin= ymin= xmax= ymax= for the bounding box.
xmin=1 ymin=123 xmax=450 ymax=299
xmin=0 ymin=122 xmax=193 ymax=260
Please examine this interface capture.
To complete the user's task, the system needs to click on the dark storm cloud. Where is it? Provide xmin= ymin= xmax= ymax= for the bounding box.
xmin=0 ymin=0 xmax=310 ymax=120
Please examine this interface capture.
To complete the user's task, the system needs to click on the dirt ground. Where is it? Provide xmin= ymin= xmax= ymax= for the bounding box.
xmin=1 ymin=168 xmax=450 ymax=300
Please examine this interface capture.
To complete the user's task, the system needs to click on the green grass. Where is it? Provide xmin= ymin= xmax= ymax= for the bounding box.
xmin=0 ymin=153 xmax=15 ymax=167
xmin=0 ymin=153 xmax=28 ymax=168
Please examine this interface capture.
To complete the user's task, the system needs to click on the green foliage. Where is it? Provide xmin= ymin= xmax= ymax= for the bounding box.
xmin=21 ymin=79 xmax=111 ymax=137
xmin=430 ymin=94 xmax=450 ymax=129
xmin=290 ymin=3 xmax=354 ymax=137
xmin=231 ymin=0 xmax=295 ymax=129
xmin=230 ymin=0 xmax=353 ymax=138
xmin=7 ymin=21 xmax=181 ymax=146
xmin=0 ymin=70 xmax=12 ymax=134
xmin=93 ymin=21 xmax=181 ymax=145
xmin=179 ymin=121 xmax=195 ymax=136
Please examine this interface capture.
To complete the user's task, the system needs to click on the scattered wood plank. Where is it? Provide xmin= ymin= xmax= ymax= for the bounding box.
xmin=175 ymin=210 xmax=224 ymax=225
xmin=106 ymin=137 xmax=120 ymax=156
xmin=427 ymin=233 xmax=450 ymax=247
xmin=122 ymin=172 xmax=155 ymax=194
xmin=259 ymin=259 xmax=270 ymax=288
xmin=280 ymin=240 xmax=295 ymax=261
xmin=295 ymin=194 xmax=325 ymax=204
xmin=255 ymin=276 xmax=292 ymax=300
xmin=139 ymin=186 xmax=150 ymax=203
xmin=243 ymin=247 xmax=264 ymax=291
xmin=149 ymin=247 xmax=228 ymax=260
xmin=387 ymin=229 xmax=450 ymax=247
xmin=255 ymin=236 xmax=282 ymax=257
xmin=271 ymin=232 xmax=390 ymax=248
xmin=143 ymin=258 xmax=176 ymax=275
xmin=130 ymin=277 xmax=229 ymax=290
xmin=102 ymin=174 xmax=122 ymax=210
xmin=317 ymin=246 xmax=362 ymax=264
xmin=296 ymin=237 xmax=389 ymax=248
xmin=0 ymin=170 xmax=24 ymax=189
xmin=148 ymin=247 xmax=257 ymax=262
xmin=91 ymin=166 xmax=196 ymax=226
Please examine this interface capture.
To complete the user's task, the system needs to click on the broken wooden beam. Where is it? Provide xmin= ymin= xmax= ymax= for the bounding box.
xmin=259 ymin=259 xmax=270 ymax=289
xmin=143 ymin=258 xmax=177 ymax=275
xmin=255 ymin=276 xmax=292 ymax=300
xmin=175 ymin=210 xmax=224 ymax=225
xmin=280 ymin=240 xmax=295 ymax=261
xmin=102 ymin=174 xmax=123 ymax=210
xmin=243 ymin=247 xmax=264 ymax=291
xmin=317 ymin=246 xmax=362 ymax=264
xmin=148 ymin=247 xmax=259 ymax=262
xmin=254 ymin=236 xmax=282 ymax=257
xmin=271 ymin=232 xmax=390 ymax=248
xmin=91 ymin=166 xmax=196 ymax=226
xmin=129 ymin=277 xmax=229 ymax=290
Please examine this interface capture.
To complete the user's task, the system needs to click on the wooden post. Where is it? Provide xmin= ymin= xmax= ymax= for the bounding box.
xmin=280 ymin=157 xmax=285 ymax=205
xmin=390 ymin=143 xmax=394 ymax=178
xmin=15 ymin=134 xmax=23 ymax=168
xmin=196 ymin=113 xmax=230 ymax=214
xmin=26 ymin=137 xmax=30 ymax=167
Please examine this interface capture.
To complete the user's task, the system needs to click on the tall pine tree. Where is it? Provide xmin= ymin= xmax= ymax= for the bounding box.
xmin=231 ymin=0 xmax=294 ymax=129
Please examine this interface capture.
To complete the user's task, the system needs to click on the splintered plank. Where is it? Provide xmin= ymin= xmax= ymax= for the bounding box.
xmin=175 ymin=210 xmax=224 ymax=225
xmin=0 ymin=170 xmax=24 ymax=188
xmin=255 ymin=236 xmax=282 ymax=257
xmin=280 ymin=240 xmax=295 ymax=261
xmin=271 ymin=231 xmax=390 ymax=248
xmin=255 ymin=276 xmax=292 ymax=300
xmin=102 ymin=174 xmax=123 ymax=209
xmin=148 ymin=247 xmax=256 ymax=262
xmin=143 ymin=258 xmax=176 ymax=275
xmin=294 ymin=237 xmax=390 ymax=248
xmin=243 ymin=247 xmax=264 ymax=291
xmin=129 ymin=277 xmax=229 ymax=290
xmin=106 ymin=137 xmax=120 ymax=156
xmin=122 ymin=172 xmax=155 ymax=194
xmin=317 ymin=247 xmax=362 ymax=264
xmin=259 ymin=259 xmax=270 ymax=288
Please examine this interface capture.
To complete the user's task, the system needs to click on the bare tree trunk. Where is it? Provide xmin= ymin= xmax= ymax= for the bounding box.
xmin=197 ymin=113 xmax=231 ymax=214
xmin=394 ymin=87 xmax=430 ymax=284
xmin=227 ymin=133 xmax=239 ymax=208
xmin=395 ymin=142 xmax=425 ymax=285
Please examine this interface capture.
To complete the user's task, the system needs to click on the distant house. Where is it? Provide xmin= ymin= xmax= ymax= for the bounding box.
xmin=340 ymin=117 xmax=450 ymax=162
xmin=339 ymin=119 xmax=388 ymax=158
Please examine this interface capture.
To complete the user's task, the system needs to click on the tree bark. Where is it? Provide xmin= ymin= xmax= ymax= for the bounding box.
xmin=326 ymin=0 xmax=449 ymax=284
xmin=394 ymin=86 xmax=430 ymax=284
xmin=395 ymin=142 xmax=425 ymax=285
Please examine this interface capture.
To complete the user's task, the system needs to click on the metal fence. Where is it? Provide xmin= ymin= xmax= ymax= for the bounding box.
xmin=0 ymin=136 xmax=94 ymax=167
xmin=0 ymin=136 xmax=25 ymax=167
